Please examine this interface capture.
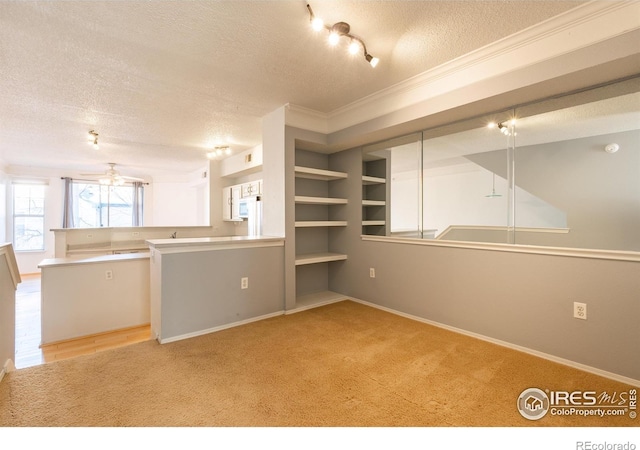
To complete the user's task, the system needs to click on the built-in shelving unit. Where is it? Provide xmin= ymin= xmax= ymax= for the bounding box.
xmin=362 ymin=175 xmax=386 ymax=185
xmin=295 ymin=196 xmax=348 ymax=205
xmin=362 ymin=199 xmax=385 ymax=206
xmin=292 ymin=291 xmax=349 ymax=314
xmin=295 ymin=166 xmax=347 ymax=181
xmin=293 ymin=149 xmax=349 ymax=312
xmin=295 ymin=252 xmax=348 ymax=266
xmin=362 ymin=220 xmax=385 ymax=226
xmin=362 ymin=158 xmax=388 ymax=236
xmin=295 ymin=220 xmax=348 ymax=227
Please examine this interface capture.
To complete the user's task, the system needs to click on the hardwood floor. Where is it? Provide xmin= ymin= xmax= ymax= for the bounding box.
xmin=15 ymin=274 xmax=151 ymax=369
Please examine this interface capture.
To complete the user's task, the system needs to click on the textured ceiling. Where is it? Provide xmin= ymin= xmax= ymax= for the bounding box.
xmin=0 ymin=0 xmax=586 ymax=179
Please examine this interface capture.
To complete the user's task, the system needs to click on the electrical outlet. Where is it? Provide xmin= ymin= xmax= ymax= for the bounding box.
xmin=573 ymin=302 xmax=587 ymax=320
xmin=369 ymin=268 xmax=376 ymax=278
xmin=241 ymin=277 xmax=249 ymax=289
xmin=87 ymin=234 xmax=93 ymax=239
xmin=132 ymin=231 xmax=140 ymax=237
xmin=105 ymin=270 xmax=113 ymax=280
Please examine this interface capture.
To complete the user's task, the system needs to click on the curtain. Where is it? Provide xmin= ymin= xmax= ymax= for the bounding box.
xmin=132 ymin=182 xmax=144 ymax=226
xmin=62 ymin=177 xmax=74 ymax=228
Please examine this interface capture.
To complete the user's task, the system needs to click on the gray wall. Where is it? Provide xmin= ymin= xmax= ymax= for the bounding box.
xmin=329 ymin=147 xmax=640 ymax=381
xmin=158 ymin=245 xmax=284 ymax=341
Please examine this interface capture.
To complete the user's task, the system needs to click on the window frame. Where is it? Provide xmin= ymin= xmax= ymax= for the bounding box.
xmin=69 ymin=180 xmax=143 ymax=228
xmin=12 ymin=182 xmax=46 ymax=252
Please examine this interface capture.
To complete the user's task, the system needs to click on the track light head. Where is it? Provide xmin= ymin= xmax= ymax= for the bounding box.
xmin=311 ymin=16 xmax=324 ymax=31
xmin=306 ymin=3 xmax=378 ymax=67
xmin=365 ymin=53 xmax=379 ymax=68
xmin=348 ymin=40 xmax=359 ymax=55
xmin=496 ymin=121 xmax=517 ymax=136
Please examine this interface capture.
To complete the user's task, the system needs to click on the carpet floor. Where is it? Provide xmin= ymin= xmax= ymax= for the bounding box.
xmin=0 ymin=301 xmax=636 ymax=427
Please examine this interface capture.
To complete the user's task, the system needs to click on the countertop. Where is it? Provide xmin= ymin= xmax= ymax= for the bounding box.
xmin=38 ymin=252 xmax=151 ymax=268
xmin=146 ymin=235 xmax=284 ymax=251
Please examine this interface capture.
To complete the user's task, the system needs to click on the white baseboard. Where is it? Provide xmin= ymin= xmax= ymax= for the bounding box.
xmin=0 ymin=359 xmax=15 ymax=383
xmin=158 ymin=310 xmax=285 ymax=344
xmin=347 ymin=297 xmax=640 ymax=388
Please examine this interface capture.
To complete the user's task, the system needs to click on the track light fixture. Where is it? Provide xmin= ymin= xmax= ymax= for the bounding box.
xmin=488 ymin=120 xmax=517 ymax=137
xmin=207 ymin=146 xmax=232 ymax=159
xmin=88 ymin=130 xmax=99 ymax=150
xmin=306 ymin=3 xmax=379 ymax=68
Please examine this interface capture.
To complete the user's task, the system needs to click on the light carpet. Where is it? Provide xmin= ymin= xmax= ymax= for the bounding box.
xmin=0 ymin=301 xmax=636 ymax=427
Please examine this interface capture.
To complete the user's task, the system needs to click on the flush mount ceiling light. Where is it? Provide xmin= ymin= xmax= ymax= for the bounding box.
xmin=207 ymin=146 xmax=232 ymax=159
xmin=605 ymin=143 xmax=620 ymax=153
xmin=306 ymin=3 xmax=379 ymax=68
xmin=88 ymin=130 xmax=99 ymax=150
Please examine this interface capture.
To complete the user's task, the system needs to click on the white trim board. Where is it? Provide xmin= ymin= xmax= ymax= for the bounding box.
xmin=0 ymin=359 xmax=15 ymax=384
xmin=346 ymin=297 xmax=640 ymax=388
xmin=158 ymin=310 xmax=285 ymax=344
xmin=361 ymin=235 xmax=640 ymax=263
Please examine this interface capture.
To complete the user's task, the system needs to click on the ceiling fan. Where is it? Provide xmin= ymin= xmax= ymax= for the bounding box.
xmin=81 ymin=163 xmax=145 ymax=186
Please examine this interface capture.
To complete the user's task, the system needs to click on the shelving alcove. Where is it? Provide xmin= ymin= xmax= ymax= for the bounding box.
xmin=293 ymin=149 xmax=349 ymax=311
xmin=362 ymin=158 xmax=388 ymax=236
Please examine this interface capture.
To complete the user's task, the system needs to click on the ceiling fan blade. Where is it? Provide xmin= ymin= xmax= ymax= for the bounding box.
xmin=120 ymin=175 xmax=145 ymax=182
xmin=78 ymin=164 xmax=144 ymax=183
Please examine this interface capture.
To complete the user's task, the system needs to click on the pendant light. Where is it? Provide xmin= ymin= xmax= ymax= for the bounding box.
xmin=485 ymin=173 xmax=502 ymax=198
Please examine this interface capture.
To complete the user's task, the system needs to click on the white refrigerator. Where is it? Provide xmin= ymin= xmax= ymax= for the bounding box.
xmin=245 ymin=195 xmax=263 ymax=237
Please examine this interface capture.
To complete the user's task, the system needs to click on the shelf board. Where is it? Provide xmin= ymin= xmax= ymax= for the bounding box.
xmin=295 ymin=221 xmax=348 ymax=227
xmin=362 ymin=220 xmax=386 ymax=226
xmin=288 ymin=290 xmax=349 ymax=314
xmin=295 ymin=196 xmax=348 ymax=205
xmin=362 ymin=175 xmax=386 ymax=185
xmin=362 ymin=200 xmax=386 ymax=206
xmin=295 ymin=252 xmax=347 ymax=266
xmin=295 ymin=166 xmax=348 ymax=181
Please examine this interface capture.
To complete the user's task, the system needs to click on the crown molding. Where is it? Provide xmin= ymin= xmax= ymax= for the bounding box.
xmin=284 ymin=103 xmax=330 ymax=134
xmin=285 ymin=1 xmax=640 ymax=136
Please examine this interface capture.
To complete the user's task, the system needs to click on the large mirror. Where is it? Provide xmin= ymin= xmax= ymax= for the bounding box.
xmin=362 ymin=76 xmax=640 ymax=252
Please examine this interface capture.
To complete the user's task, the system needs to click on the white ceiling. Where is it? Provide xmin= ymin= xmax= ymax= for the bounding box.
xmin=0 ymin=0 xmax=587 ymax=180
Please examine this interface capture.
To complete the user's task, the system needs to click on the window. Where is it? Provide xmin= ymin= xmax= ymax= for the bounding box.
xmin=71 ymin=182 xmax=143 ymax=228
xmin=13 ymin=184 xmax=46 ymax=251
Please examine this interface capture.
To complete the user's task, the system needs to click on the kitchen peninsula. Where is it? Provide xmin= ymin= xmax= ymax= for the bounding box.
xmin=38 ymin=252 xmax=150 ymax=344
xmin=147 ymin=235 xmax=285 ymax=343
